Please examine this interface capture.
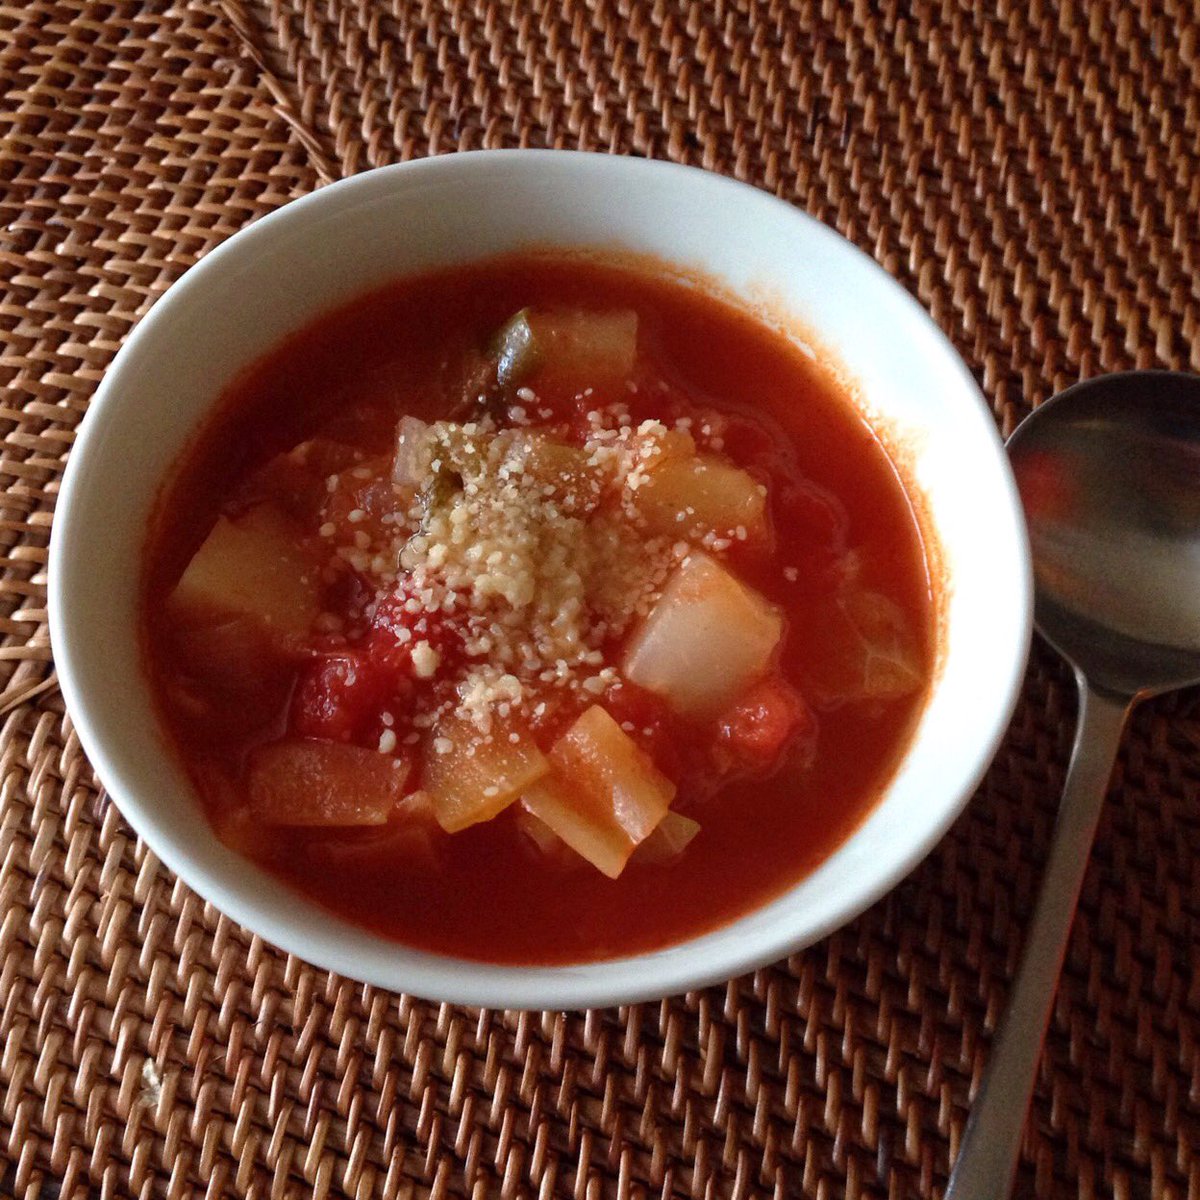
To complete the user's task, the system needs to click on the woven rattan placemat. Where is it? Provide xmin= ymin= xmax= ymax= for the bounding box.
xmin=2 ymin=2 xmax=1198 ymax=1196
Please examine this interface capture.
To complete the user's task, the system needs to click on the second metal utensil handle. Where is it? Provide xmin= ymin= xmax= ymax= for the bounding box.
xmin=944 ymin=680 xmax=1130 ymax=1200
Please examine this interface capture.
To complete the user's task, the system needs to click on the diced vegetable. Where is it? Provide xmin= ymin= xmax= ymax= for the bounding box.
xmin=514 ymin=803 xmax=581 ymax=868
xmin=521 ymin=776 xmax=627 ymax=879
xmin=168 ymin=504 xmax=321 ymax=642
xmin=321 ymin=453 xmax=398 ymax=544
xmin=631 ymin=811 xmax=701 ymax=864
xmin=316 ymin=791 xmax=439 ymax=867
xmin=522 ymin=705 xmax=675 ymax=878
xmin=393 ymin=416 xmax=431 ymax=487
xmin=632 ymin=454 xmax=767 ymax=541
xmin=716 ymin=677 xmax=814 ymax=768
xmin=493 ymin=308 xmax=541 ymax=386
xmin=806 ymin=582 xmax=924 ymax=705
xmin=630 ymin=423 xmax=696 ymax=464
xmin=504 ymin=431 xmax=599 ymax=513
xmin=246 ymin=739 xmax=411 ymax=826
xmin=236 ymin=438 xmax=361 ymax=522
xmin=492 ymin=308 xmax=638 ymax=388
xmin=623 ymin=553 xmax=783 ymax=718
xmin=291 ymin=650 xmax=404 ymax=743
xmin=423 ymin=715 xmax=550 ymax=832
xmin=843 ymin=589 xmax=924 ymax=698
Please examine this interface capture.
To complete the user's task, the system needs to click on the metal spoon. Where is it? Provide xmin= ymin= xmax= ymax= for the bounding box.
xmin=945 ymin=370 xmax=1200 ymax=1198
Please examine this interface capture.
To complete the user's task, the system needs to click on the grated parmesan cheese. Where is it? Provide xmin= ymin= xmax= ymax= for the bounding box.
xmin=327 ymin=405 xmax=757 ymax=735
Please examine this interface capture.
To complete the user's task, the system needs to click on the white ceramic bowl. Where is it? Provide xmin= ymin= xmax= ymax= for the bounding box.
xmin=49 ymin=151 xmax=1031 ymax=1009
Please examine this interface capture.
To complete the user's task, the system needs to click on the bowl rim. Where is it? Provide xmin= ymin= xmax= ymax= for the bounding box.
xmin=48 ymin=149 xmax=1033 ymax=1008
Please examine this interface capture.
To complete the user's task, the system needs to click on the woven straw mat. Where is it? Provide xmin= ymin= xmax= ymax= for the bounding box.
xmin=2 ymin=1 xmax=1198 ymax=1197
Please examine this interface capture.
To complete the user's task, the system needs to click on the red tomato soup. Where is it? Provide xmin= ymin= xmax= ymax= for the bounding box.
xmin=142 ymin=256 xmax=934 ymax=965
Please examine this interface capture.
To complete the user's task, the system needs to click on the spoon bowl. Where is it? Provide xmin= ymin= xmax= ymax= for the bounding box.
xmin=1011 ymin=370 xmax=1200 ymax=696
xmin=947 ymin=370 xmax=1200 ymax=1198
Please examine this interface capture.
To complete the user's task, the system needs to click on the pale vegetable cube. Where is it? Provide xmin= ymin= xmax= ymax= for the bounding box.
xmin=246 ymin=740 xmax=411 ymax=826
xmin=168 ymin=504 xmax=320 ymax=642
xmin=493 ymin=307 xmax=638 ymax=387
xmin=393 ymin=416 xmax=431 ymax=487
xmin=522 ymin=706 xmax=675 ymax=878
xmin=521 ymin=776 xmax=630 ymax=879
xmin=632 ymin=455 xmax=766 ymax=541
xmin=537 ymin=308 xmax=638 ymax=379
xmin=423 ymin=715 xmax=550 ymax=832
xmin=632 ymin=811 xmax=701 ymax=864
xmin=504 ymin=431 xmax=599 ymax=513
xmin=623 ymin=553 xmax=783 ymax=718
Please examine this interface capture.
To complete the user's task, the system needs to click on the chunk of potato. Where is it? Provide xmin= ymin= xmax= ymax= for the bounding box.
xmin=522 ymin=705 xmax=675 ymax=878
xmin=423 ymin=714 xmax=550 ymax=833
xmin=168 ymin=504 xmax=321 ymax=643
xmin=503 ymin=431 xmax=600 ymax=513
xmin=493 ymin=308 xmax=639 ymax=388
xmin=633 ymin=455 xmax=766 ymax=541
xmin=246 ymin=739 xmax=411 ymax=826
xmin=623 ymin=553 xmax=783 ymax=718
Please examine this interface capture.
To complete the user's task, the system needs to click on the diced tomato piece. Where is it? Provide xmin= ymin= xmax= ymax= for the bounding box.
xmin=717 ymin=677 xmax=815 ymax=769
xmin=292 ymin=585 xmax=468 ymax=743
xmin=291 ymin=650 xmax=408 ymax=742
xmin=370 ymin=587 xmax=463 ymax=667
xmin=600 ymin=681 xmax=681 ymax=776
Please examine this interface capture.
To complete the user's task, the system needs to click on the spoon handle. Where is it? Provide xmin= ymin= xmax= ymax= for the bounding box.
xmin=944 ymin=682 xmax=1130 ymax=1199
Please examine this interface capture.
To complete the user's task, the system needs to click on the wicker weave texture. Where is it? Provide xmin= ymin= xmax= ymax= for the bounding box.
xmin=1 ymin=1 xmax=1198 ymax=1197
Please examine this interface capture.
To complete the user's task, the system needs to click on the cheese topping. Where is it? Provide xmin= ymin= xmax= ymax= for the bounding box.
xmin=349 ymin=407 xmax=703 ymax=731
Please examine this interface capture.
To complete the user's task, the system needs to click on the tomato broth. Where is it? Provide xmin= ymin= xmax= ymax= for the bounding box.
xmin=143 ymin=256 xmax=934 ymax=965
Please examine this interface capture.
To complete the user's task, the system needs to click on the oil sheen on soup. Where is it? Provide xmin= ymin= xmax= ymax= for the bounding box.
xmin=142 ymin=256 xmax=934 ymax=965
